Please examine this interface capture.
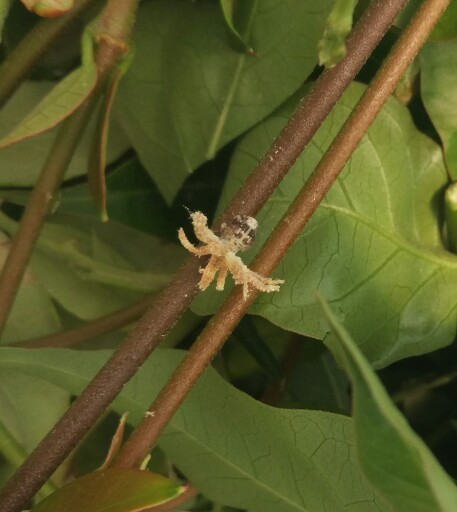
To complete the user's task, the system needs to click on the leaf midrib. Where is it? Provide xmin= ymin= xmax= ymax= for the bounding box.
xmin=206 ymin=0 xmax=259 ymax=158
xmin=206 ymin=52 xmax=245 ymax=159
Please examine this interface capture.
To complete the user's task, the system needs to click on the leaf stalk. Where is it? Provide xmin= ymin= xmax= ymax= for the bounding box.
xmin=13 ymin=295 xmax=155 ymax=348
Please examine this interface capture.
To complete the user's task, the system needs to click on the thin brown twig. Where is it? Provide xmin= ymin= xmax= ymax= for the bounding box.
xmin=113 ymin=0 xmax=450 ymax=469
xmin=0 ymin=1 xmax=408 ymax=510
xmin=13 ymin=296 xmax=155 ymax=348
xmin=0 ymin=0 xmax=100 ymax=109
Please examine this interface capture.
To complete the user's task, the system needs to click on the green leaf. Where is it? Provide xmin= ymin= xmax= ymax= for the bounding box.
xmin=0 ymin=375 xmax=66 ymax=499
xmin=0 ymin=372 xmax=68 ymax=495
xmin=12 ymin=157 xmax=174 ymax=239
xmin=0 ymin=211 xmax=184 ymax=320
xmin=228 ymin=321 xmax=350 ymax=413
xmin=98 ymin=413 xmax=128 ymax=470
xmin=59 ymin=157 xmax=176 ymax=240
xmin=0 ymin=347 xmax=383 ymax=512
xmin=318 ymin=295 xmax=457 ymax=512
xmin=0 ymin=417 xmax=29 ymax=471
xmin=0 ymin=212 xmax=137 ymax=321
xmin=30 ymin=248 xmax=137 ymax=321
xmin=193 ymin=82 xmax=452 ymax=368
xmin=0 ymin=416 xmax=57 ymax=501
xmin=445 ymin=182 xmax=457 ymax=253
xmin=0 ymin=0 xmax=12 ymax=43
xmin=32 ymin=468 xmax=185 ymax=512
xmin=286 ymin=340 xmax=350 ymax=413
xmin=224 ymin=318 xmax=287 ymax=380
xmin=39 ymin=213 xmax=184 ymax=290
xmin=116 ymin=0 xmax=333 ymax=202
xmin=393 ymin=59 xmax=420 ymax=105
xmin=421 ymin=40 xmax=457 ymax=179
xmin=219 ymin=0 xmax=256 ymax=50
xmin=0 ymin=32 xmax=97 ymax=149
xmin=0 ymin=371 xmax=68 ymax=454
xmin=429 ymin=2 xmax=457 ymax=41
xmin=0 ymin=232 xmax=61 ymax=343
xmin=234 ymin=316 xmax=282 ymax=379
xmin=0 ymin=81 xmax=129 ymax=187
xmin=318 ymin=0 xmax=357 ymax=68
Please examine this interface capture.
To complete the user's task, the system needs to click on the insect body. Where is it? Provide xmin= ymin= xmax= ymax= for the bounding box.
xmin=178 ymin=211 xmax=284 ymax=299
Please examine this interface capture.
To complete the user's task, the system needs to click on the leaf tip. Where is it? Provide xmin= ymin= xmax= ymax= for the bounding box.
xmin=100 ymin=209 xmax=109 ymax=223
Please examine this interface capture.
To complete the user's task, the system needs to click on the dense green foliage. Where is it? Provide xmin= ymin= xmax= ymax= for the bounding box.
xmin=1 ymin=1 xmax=457 ymax=511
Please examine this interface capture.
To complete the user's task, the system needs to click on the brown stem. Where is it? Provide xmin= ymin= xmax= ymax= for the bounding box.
xmin=95 ymin=0 xmax=136 ymax=41
xmin=0 ymin=1 xmax=408 ymax=509
xmin=113 ymin=0 xmax=450 ymax=469
xmin=0 ymin=0 xmax=100 ymax=109
xmin=13 ymin=296 xmax=155 ymax=349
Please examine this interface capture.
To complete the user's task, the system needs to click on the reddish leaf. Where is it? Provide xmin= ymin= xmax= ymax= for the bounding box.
xmin=32 ymin=468 xmax=186 ymax=512
xmin=99 ymin=412 xmax=128 ymax=470
xmin=88 ymin=51 xmax=132 ymax=221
